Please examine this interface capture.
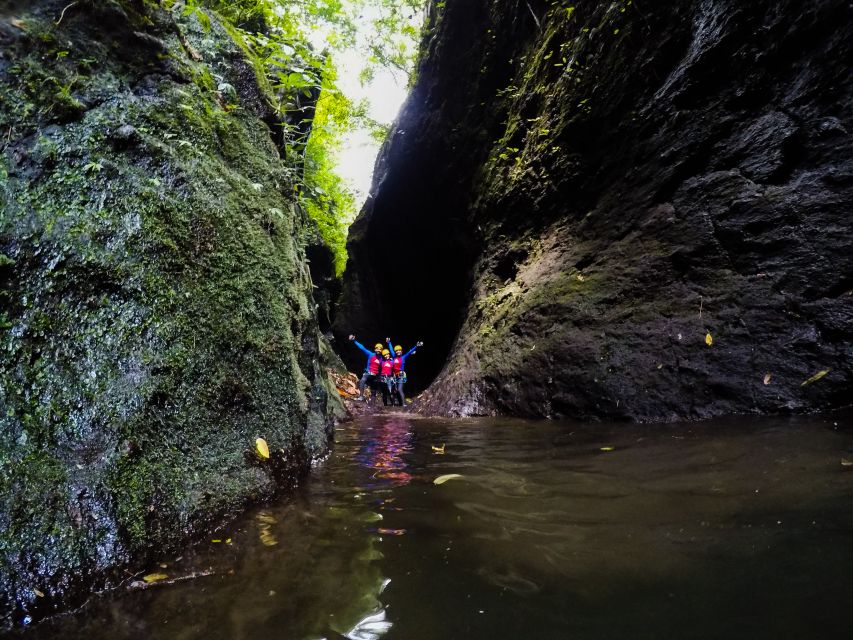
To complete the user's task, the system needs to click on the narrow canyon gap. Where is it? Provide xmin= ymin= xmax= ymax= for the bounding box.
xmin=335 ymin=0 xmax=853 ymax=419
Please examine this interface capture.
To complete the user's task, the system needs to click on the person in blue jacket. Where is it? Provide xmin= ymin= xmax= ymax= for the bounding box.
xmin=386 ymin=337 xmax=423 ymax=406
xmin=349 ymin=335 xmax=384 ymax=402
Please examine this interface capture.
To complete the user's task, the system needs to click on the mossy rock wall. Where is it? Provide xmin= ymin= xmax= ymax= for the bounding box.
xmin=337 ymin=0 xmax=853 ymax=419
xmin=0 ymin=0 xmax=341 ymax=625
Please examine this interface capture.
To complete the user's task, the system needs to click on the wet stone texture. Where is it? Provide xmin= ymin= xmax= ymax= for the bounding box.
xmin=0 ymin=0 xmax=342 ymax=626
xmin=337 ymin=0 xmax=853 ymax=420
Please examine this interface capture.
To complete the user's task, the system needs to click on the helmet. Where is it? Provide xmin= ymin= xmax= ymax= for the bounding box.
xmin=394 ymin=345 xmax=403 ymax=352
xmin=381 ymin=349 xmax=391 ymax=356
xmin=374 ymin=343 xmax=383 ymax=350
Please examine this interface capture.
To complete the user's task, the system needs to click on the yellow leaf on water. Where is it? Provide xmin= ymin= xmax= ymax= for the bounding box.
xmin=841 ymin=458 xmax=853 ymax=467
xmin=705 ymin=332 xmax=713 ymax=346
xmin=763 ymin=373 xmax=772 ymax=385
xmin=600 ymin=446 xmax=615 ymax=452
xmin=143 ymin=573 xmax=168 ymax=583
xmin=434 ymin=474 xmax=463 ymax=485
xmin=801 ymin=369 xmax=829 ymax=386
xmin=211 ymin=539 xmax=221 ymax=543
xmin=33 ymin=589 xmax=44 ymax=598
xmin=431 ymin=444 xmax=445 ymax=454
xmin=255 ymin=437 xmax=270 ymax=460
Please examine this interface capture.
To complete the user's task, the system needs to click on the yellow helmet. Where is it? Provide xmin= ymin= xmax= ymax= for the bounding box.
xmin=381 ymin=349 xmax=391 ymax=356
xmin=374 ymin=343 xmax=383 ymax=350
xmin=394 ymin=345 xmax=402 ymax=352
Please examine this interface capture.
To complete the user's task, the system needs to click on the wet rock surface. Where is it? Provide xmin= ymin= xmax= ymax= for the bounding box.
xmin=337 ymin=0 xmax=853 ymax=420
xmin=0 ymin=0 xmax=341 ymax=626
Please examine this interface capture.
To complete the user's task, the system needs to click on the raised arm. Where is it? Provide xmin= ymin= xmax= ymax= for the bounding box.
xmin=387 ymin=337 xmax=394 ymax=353
xmin=403 ymin=341 xmax=423 ymax=359
xmin=350 ymin=335 xmax=372 ymax=357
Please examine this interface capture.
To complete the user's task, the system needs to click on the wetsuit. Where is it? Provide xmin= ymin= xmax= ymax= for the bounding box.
xmin=353 ymin=340 xmax=382 ymax=401
xmin=388 ymin=340 xmax=418 ymax=406
xmin=379 ymin=357 xmax=396 ymax=406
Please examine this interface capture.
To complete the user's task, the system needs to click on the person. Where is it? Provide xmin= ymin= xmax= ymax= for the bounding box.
xmin=386 ymin=337 xmax=423 ymax=407
xmin=379 ymin=349 xmax=396 ymax=406
xmin=349 ymin=335 xmax=383 ymax=402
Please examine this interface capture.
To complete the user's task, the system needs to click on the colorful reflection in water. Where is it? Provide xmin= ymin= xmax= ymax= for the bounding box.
xmin=355 ymin=418 xmax=415 ymax=487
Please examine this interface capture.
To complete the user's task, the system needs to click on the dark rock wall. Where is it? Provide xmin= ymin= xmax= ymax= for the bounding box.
xmin=338 ymin=0 xmax=853 ymax=418
xmin=0 ymin=0 xmax=341 ymax=625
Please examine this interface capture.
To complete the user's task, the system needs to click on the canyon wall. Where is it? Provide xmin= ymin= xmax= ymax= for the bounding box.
xmin=0 ymin=0 xmax=340 ymax=625
xmin=337 ymin=0 xmax=852 ymax=418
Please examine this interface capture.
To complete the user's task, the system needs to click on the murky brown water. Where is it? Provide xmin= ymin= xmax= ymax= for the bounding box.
xmin=19 ymin=414 xmax=853 ymax=639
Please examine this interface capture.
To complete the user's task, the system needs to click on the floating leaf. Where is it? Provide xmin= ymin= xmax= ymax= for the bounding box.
xmin=255 ymin=437 xmax=270 ymax=460
xmin=211 ymin=539 xmax=221 ymax=543
xmin=431 ymin=444 xmax=446 ymax=454
xmin=705 ymin=332 xmax=713 ymax=346
xmin=33 ymin=589 xmax=44 ymax=598
xmin=763 ymin=373 xmax=772 ymax=385
xmin=434 ymin=474 xmax=463 ymax=485
xmin=143 ymin=573 xmax=168 ymax=583
xmin=600 ymin=446 xmax=615 ymax=452
xmin=801 ymin=369 xmax=829 ymax=386
xmin=841 ymin=458 xmax=853 ymax=467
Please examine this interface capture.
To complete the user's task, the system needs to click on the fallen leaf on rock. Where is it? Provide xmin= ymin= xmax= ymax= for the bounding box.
xmin=801 ymin=369 xmax=829 ymax=386
xmin=10 ymin=18 xmax=26 ymax=30
xmin=143 ymin=573 xmax=168 ymax=583
xmin=434 ymin=474 xmax=463 ymax=485
xmin=763 ymin=373 xmax=772 ymax=385
xmin=259 ymin=530 xmax=278 ymax=546
xmin=705 ymin=332 xmax=713 ymax=346
xmin=255 ymin=437 xmax=270 ymax=460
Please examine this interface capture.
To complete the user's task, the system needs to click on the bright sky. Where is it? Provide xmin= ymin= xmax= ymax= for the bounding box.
xmin=304 ymin=5 xmax=419 ymax=205
xmin=335 ymin=52 xmax=409 ymax=202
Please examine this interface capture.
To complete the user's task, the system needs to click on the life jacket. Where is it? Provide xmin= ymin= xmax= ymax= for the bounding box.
xmin=380 ymin=358 xmax=395 ymax=376
xmin=368 ymin=354 xmax=382 ymax=375
xmin=392 ymin=356 xmax=403 ymax=374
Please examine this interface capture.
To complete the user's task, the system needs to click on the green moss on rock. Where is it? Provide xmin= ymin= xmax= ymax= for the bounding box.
xmin=0 ymin=0 xmax=341 ymax=626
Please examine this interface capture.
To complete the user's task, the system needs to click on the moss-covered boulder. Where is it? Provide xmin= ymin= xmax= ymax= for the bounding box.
xmin=0 ymin=0 xmax=341 ymax=625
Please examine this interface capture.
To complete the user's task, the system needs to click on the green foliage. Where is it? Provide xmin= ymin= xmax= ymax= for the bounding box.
xmin=184 ymin=0 xmax=426 ymax=273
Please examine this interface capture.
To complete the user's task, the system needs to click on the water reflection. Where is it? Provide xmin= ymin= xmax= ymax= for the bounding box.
xmin=19 ymin=414 xmax=853 ymax=640
xmin=355 ymin=418 xmax=415 ymax=487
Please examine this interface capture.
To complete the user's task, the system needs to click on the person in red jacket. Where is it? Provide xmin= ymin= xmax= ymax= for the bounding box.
xmin=379 ymin=349 xmax=396 ymax=406
xmin=386 ymin=337 xmax=423 ymax=406
xmin=349 ymin=335 xmax=383 ymax=402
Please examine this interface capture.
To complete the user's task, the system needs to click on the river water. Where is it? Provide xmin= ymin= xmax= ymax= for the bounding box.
xmin=23 ymin=414 xmax=853 ymax=639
